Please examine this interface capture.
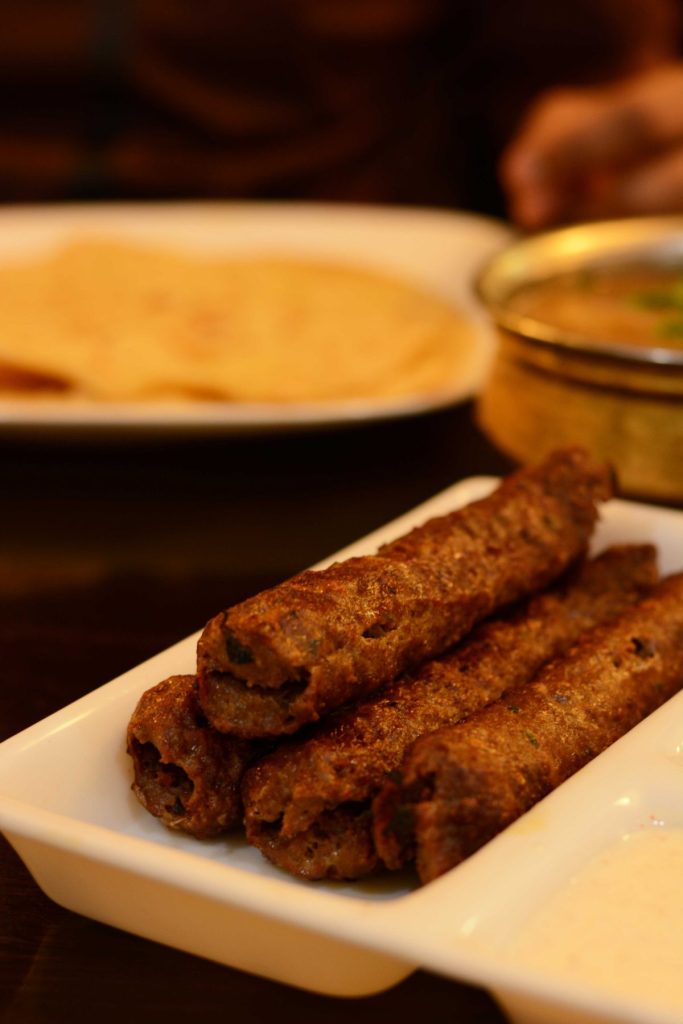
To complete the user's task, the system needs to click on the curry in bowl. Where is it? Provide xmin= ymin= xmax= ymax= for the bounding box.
xmin=507 ymin=265 xmax=683 ymax=349
xmin=475 ymin=217 xmax=683 ymax=503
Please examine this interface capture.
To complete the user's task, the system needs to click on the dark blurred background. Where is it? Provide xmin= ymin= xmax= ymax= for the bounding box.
xmin=0 ymin=0 xmax=679 ymax=213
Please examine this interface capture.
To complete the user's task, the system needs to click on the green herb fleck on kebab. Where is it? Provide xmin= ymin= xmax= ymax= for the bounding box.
xmin=225 ymin=631 xmax=254 ymax=665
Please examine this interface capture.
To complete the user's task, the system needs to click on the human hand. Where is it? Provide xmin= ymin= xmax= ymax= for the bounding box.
xmin=501 ymin=64 xmax=683 ymax=229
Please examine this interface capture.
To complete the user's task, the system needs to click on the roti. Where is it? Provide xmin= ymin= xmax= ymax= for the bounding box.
xmin=0 ymin=238 xmax=476 ymax=403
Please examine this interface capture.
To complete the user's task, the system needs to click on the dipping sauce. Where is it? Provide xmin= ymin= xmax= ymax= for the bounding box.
xmin=508 ymin=827 xmax=683 ymax=1014
xmin=507 ymin=266 xmax=683 ymax=348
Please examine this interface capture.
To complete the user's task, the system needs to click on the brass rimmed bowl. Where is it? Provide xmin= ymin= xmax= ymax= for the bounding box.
xmin=475 ymin=217 xmax=683 ymax=503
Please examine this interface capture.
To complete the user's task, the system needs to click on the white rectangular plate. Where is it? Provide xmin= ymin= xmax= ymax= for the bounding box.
xmin=0 ymin=201 xmax=513 ymax=434
xmin=2 ymin=478 xmax=683 ymax=1023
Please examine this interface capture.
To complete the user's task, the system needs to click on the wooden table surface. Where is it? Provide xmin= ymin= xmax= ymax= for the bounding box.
xmin=0 ymin=401 xmax=514 ymax=1024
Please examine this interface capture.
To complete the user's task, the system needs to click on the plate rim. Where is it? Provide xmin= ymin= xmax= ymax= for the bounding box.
xmin=2 ymin=476 xmax=680 ymax=1022
xmin=0 ymin=200 xmax=514 ymax=433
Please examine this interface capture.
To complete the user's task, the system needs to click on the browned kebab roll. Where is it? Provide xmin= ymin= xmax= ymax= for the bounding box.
xmin=127 ymin=675 xmax=258 ymax=838
xmin=242 ymin=544 xmax=658 ymax=880
xmin=373 ymin=572 xmax=683 ymax=885
xmin=196 ymin=447 xmax=613 ymax=739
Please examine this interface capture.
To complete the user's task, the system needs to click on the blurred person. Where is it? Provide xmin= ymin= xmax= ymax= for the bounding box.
xmin=503 ymin=62 xmax=683 ymax=228
xmin=0 ymin=0 xmax=680 ymax=221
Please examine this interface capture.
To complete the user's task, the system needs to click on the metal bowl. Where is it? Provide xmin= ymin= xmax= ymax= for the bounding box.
xmin=475 ymin=217 xmax=683 ymax=503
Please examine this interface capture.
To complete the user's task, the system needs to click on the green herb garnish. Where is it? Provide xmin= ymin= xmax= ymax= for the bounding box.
xmin=656 ymin=317 xmax=683 ymax=340
xmin=631 ymin=276 xmax=683 ymax=311
xmin=627 ymin=274 xmax=683 ymax=342
xmin=631 ymin=289 xmax=679 ymax=310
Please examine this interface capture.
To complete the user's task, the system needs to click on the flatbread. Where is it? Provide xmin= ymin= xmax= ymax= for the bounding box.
xmin=0 ymin=238 xmax=476 ymax=403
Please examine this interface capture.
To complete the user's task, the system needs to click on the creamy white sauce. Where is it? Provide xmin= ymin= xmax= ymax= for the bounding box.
xmin=508 ymin=827 xmax=683 ymax=1014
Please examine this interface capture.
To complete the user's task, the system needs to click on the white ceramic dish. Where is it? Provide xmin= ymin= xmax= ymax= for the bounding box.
xmin=0 ymin=201 xmax=513 ymax=433
xmin=2 ymin=478 xmax=683 ymax=1024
